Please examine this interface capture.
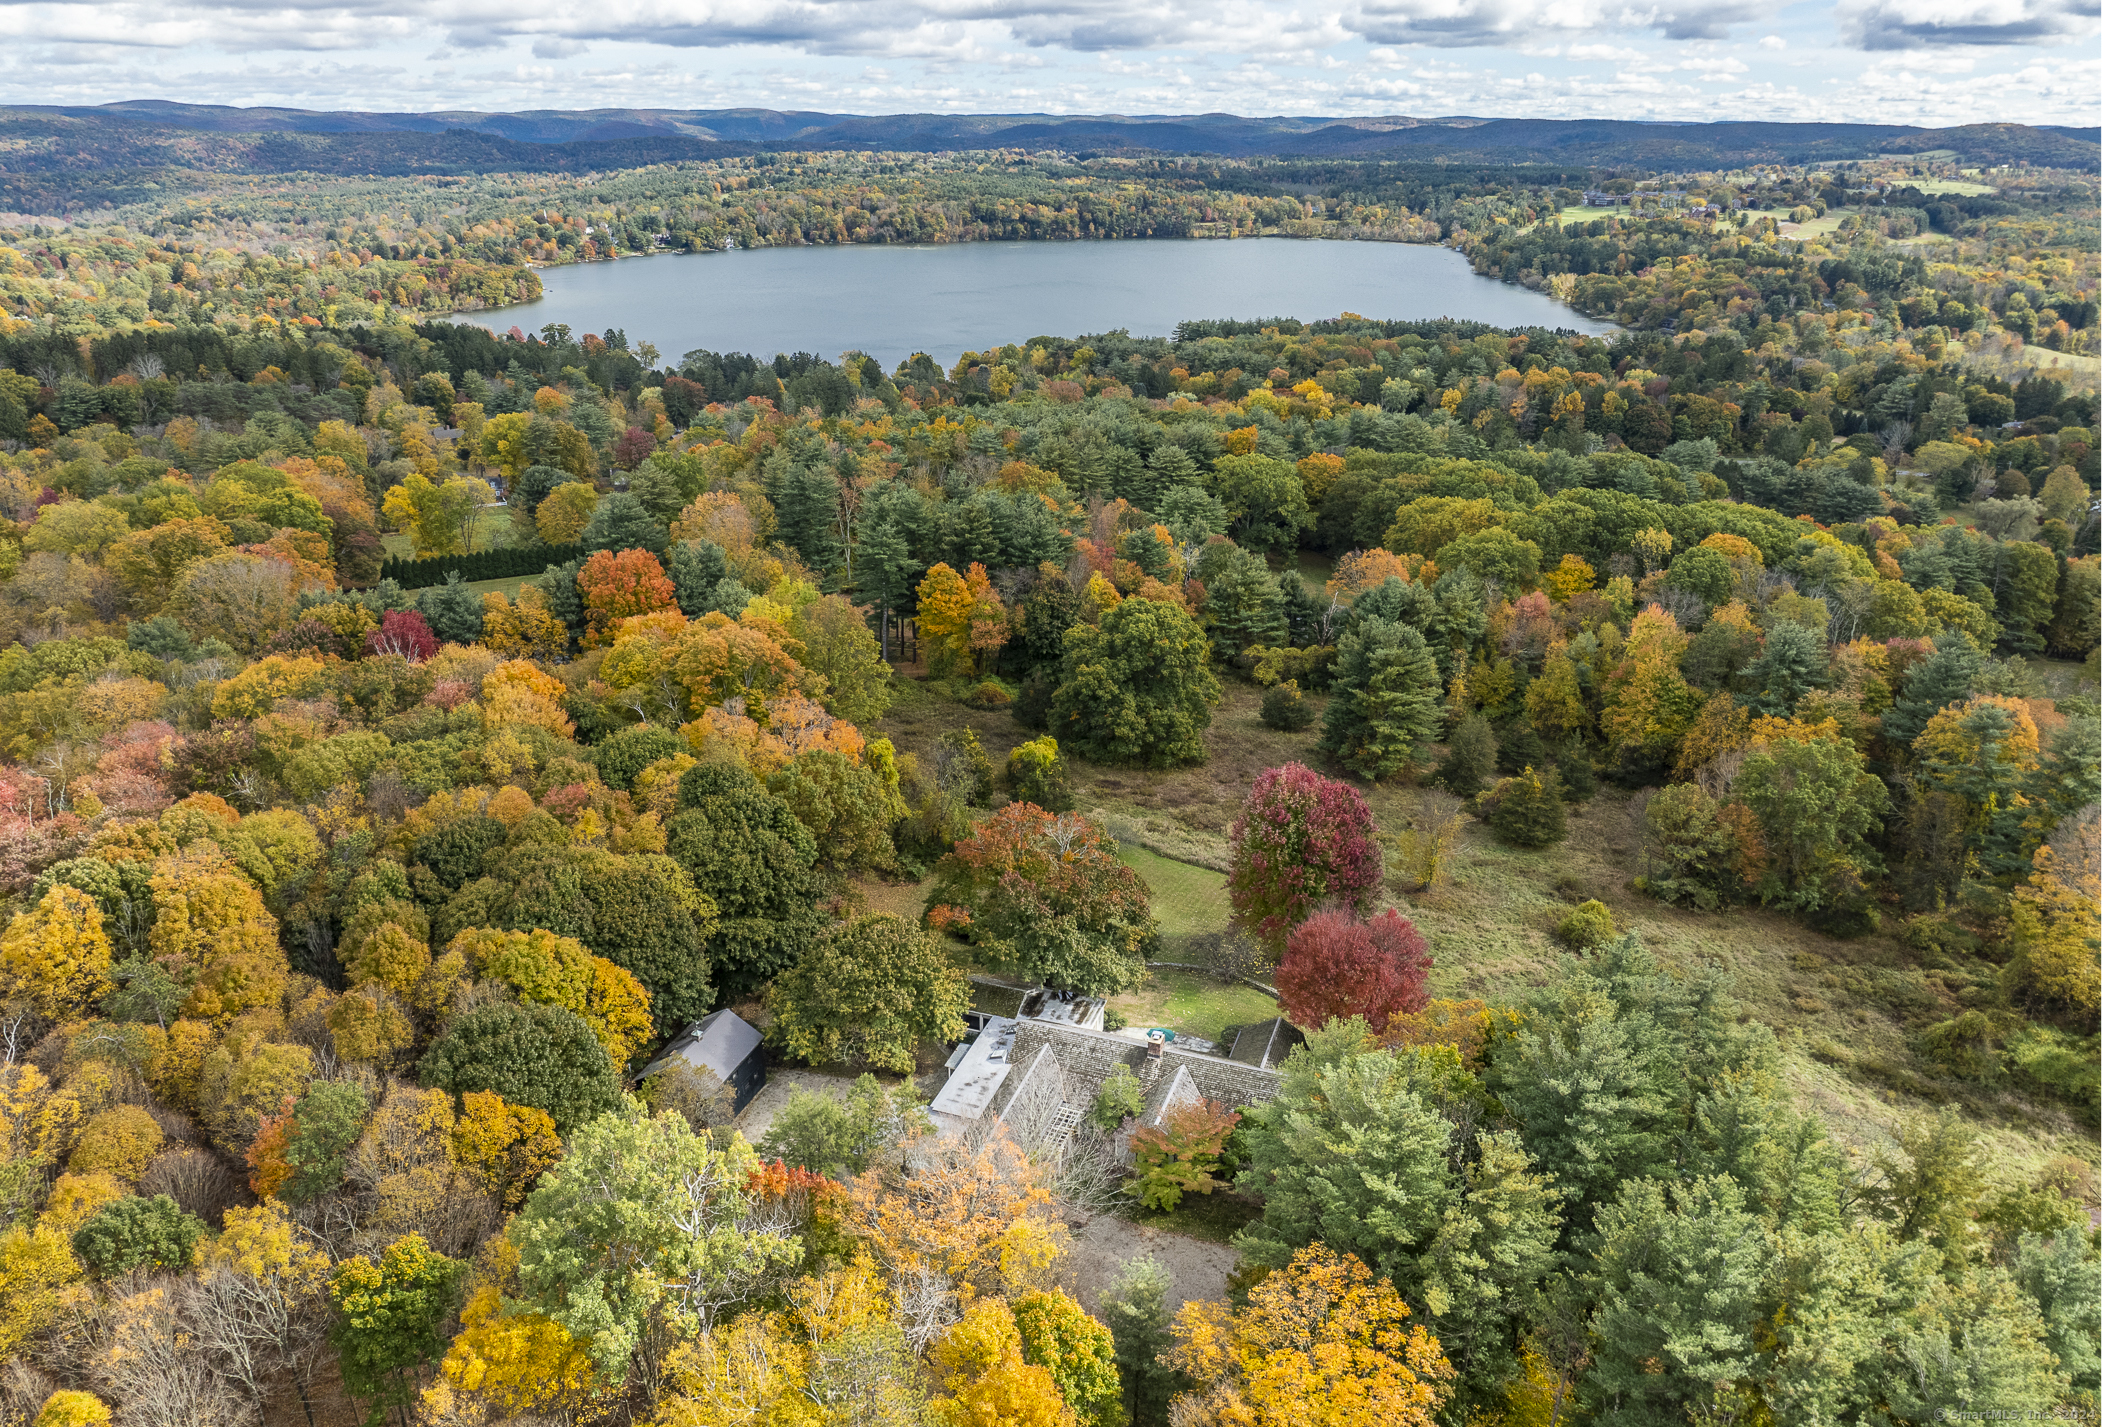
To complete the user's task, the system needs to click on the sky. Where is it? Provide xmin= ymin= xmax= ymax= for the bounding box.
xmin=1 ymin=0 xmax=2098 ymax=130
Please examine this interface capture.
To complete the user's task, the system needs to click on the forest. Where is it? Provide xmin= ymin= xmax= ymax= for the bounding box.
xmin=0 ymin=142 xmax=2097 ymax=1427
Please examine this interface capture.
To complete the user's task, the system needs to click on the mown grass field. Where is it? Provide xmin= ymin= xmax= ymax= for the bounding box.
xmin=870 ymin=666 xmax=2099 ymax=1180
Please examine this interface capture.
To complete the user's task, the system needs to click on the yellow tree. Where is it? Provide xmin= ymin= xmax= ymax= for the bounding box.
xmin=915 ymin=563 xmax=977 ymax=678
xmin=1168 ymin=1244 xmax=1453 ymax=1427
xmin=931 ymin=1299 xmax=1075 ymax=1427
xmin=148 ymin=850 xmax=284 ymax=1023
xmin=536 ymin=482 xmax=599 ymax=546
xmin=1598 ymin=605 xmax=1701 ymax=779
xmin=0 ymin=885 xmax=114 ymax=1018
xmin=847 ymin=1128 xmax=1061 ymax=1298
xmin=383 ymin=472 xmax=496 ymax=558
xmin=2008 ymin=843 xmax=2100 ymax=1016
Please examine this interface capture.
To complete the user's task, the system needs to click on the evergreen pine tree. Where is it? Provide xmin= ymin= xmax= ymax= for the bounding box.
xmin=1743 ymin=620 xmax=1828 ymax=717
xmin=1882 ymin=632 xmax=1985 ymax=745
xmin=665 ymin=538 xmax=730 ymax=616
xmin=1436 ymin=713 xmax=1498 ymax=798
xmin=1319 ymin=619 xmax=1443 ymax=781
xmin=773 ymin=464 xmax=844 ymax=572
xmin=416 ymin=572 xmax=484 ymax=645
xmin=1496 ymin=717 xmax=1548 ymax=775
xmin=581 ymin=491 xmax=666 ymax=555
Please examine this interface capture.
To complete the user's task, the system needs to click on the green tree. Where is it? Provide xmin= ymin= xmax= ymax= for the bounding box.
xmin=665 ymin=764 xmax=821 ymax=999
xmin=582 ymin=491 xmax=667 ymax=555
xmin=1319 ymin=618 xmax=1442 ymax=780
xmin=1741 ymin=620 xmax=1826 ymax=718
xmin=1011 ymin=1287 xmax=1125 ymax=1427
xmin=1209 ymin=454 xmax=1312 ymax=555
xmin=328 ymin=1234 xmax=465 ymax=1427
xmin=72 ymin=1194 xmax=206 ymax=1277
xmin=791 ymin=593 xmax=895 ymax=724
xmin=418 ymin=1001 xmax=623 ymax=1134
xmin=754 ymin=1073 xmax=927 ymax=1179
xmin=1734 ymin=733 xmax=1888 ymax=914
xmin=508 ymin=1111 xmax=801 ymax=1381
xmin=766 ymin=915 xmax=967 ymax=1073
xmin=1437 ymin=526 xmax=1543 ymax=590
xmin=1052 ymin=598 xmax=1219 ymax=768
xmin=281 ymin=1081 xmax=371 ymax=1205
xmin=1638 ymin=783 xmax=1742 ymax=910
xmin=594 ymin=724 xmax=684 ymax=791
xmin=1097 ymin=1256 xmax=1178 ymax=1427
xmin=1583 ymin=1175 xmax=1770 ymax=1425
xmin=1191 ymin=541 xmax=1286 ymax=662
xmin=1480 ymin=765 xmax=1569 ymax=847
xmin=1435 ymin=714 xmax=1498 ymax=799
xmin=767 ymin=749 xmax=906 ymax=871
xmin=926 ymin=803 xmax=1155 ymax=994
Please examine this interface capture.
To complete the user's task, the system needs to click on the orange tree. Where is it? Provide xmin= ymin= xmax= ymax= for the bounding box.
xmin=577 ymin=548 xmax=678 ymax=646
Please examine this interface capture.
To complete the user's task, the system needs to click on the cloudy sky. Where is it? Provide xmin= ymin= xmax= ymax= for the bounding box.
xmin=2 ymin=0 xmax=2097 ymax=128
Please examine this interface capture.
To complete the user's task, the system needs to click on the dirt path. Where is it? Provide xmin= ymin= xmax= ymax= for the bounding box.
xmin=1057 ymin=1215 xmax=1239 ymax=1316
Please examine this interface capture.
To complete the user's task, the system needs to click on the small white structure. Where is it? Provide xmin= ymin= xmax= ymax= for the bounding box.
xmin=928 ymin=1016 xmax=1019 ymax=1136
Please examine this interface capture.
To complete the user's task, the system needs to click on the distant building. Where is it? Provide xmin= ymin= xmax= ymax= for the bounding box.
xmin=639 ymin=1010 xmax=768 ymax=1114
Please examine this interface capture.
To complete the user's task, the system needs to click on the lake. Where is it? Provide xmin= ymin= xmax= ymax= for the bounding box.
xmin=450 ymin=238 xmax=1611 ymax=366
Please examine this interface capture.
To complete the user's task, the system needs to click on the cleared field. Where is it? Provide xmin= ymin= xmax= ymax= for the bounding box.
xmin=1906 ymin=179 xmax=1995 ymax=196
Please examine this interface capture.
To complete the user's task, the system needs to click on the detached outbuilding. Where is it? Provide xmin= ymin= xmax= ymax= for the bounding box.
xmin=639 ymin=1009 xmax=768 ymax=1114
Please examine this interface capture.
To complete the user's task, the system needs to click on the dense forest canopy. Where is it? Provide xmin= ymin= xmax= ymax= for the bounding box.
xmin=0 ymin=141 xmax=2096 ymax=1427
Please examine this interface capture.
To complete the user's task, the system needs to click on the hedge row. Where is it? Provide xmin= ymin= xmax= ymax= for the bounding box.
xmin=379 ymin=543 xmax=582 ymax=590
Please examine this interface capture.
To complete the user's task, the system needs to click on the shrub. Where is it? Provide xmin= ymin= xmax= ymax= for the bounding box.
xmin=33 ymin=1391 xmax=112 ymax=1427
xmin=964 ymin=680 xmax=1013 ymax=710
xmin=1007 ymin=736 xmax=1073 ymax=812
xmin=1129 ymin=1100 xmax=1240 ymax=1212
xmin=1259 ymin=680 xmax=1313 ymax=731
xmin=1090 ymin=1063 xmax=1146 ymax=1129
xmin=71 ymin=1194 xmax=205 ymax=1277
xmin=1480 ymin=765 xmax=1568 ymax=847
xmin=1556 ymin=899 xmax=1617 ymax=949
xmin=1275 ymin=908 xmax=1432 ymax=1034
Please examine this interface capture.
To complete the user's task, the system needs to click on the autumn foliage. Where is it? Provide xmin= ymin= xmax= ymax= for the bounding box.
xmin=1228 ymin=763 xmax=1384 ymax=954
xmin=1275 ymin=908 xmax=1433 ymax=1034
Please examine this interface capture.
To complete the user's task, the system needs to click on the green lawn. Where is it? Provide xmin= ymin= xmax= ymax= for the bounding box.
xmin=379 ymin=507 xmax=519 ymax=563
xmin=1904 ymin=179 xmax=1994 ymax=196
xmin=1117 ymin=845 xmax=1230 ymax=938
xmin=1108 ymin=969 xmax=1278 ymax=1045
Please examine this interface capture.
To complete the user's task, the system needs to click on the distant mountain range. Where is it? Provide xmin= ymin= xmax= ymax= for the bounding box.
xmin=1 ymin=102 xmax=2095 ymax=181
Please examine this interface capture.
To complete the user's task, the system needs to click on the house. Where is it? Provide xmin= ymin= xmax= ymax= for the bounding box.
xmin=930 ymin=1017 xmax=1283 ymax=1152
xmin=639 ymin=1010 xmax=768 ymax=1114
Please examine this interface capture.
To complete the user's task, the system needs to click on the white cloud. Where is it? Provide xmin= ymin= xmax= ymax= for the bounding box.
xmin=0 ymin=0 xmax=2094 ymax=125
xmin=1841 ymin=0 xmax=2097 ymax=49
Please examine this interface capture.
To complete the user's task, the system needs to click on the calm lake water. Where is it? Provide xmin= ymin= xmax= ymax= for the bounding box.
xmin=452 ymin=238 xmax=1611 ymax=366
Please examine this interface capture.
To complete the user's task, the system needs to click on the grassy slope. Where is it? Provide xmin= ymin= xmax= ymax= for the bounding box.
xmin=872 ymin=672 xmax=2097 ymax=1179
